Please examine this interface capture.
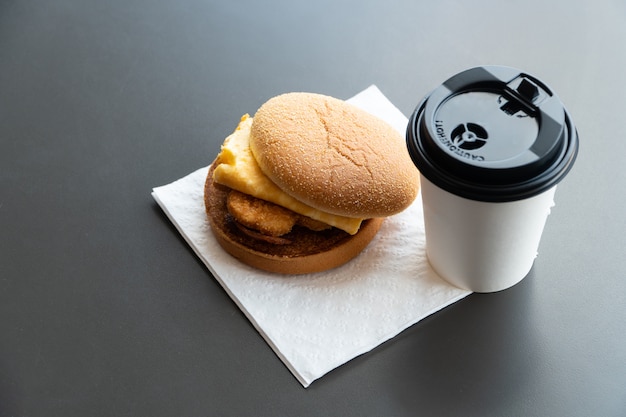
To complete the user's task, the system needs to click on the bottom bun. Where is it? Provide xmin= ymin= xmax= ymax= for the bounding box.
xmin=204 ymin=162 xmax=383 ymax=274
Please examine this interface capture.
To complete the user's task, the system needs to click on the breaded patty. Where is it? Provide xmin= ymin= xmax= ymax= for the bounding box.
xmin=227 ymin=190 xmax=297 ymax=236
xmin=226 ymin=190 xmax=330 ymax=237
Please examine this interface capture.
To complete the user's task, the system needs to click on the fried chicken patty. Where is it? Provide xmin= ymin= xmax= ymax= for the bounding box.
xmin=226 ymin=190 xmax=330 ymax=238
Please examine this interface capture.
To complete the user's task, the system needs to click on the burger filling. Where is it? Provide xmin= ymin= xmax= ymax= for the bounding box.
xmin=212 ymin=114 xmax=363 ymax=235
xmin=226 ymin=189 xmax=331 ymax=245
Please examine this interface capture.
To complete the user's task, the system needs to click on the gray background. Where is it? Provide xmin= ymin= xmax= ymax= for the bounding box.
xmin=1 ymin=0 xmax=625 ymax=416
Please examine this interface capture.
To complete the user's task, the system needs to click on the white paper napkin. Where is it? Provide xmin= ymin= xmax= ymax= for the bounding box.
xmin=151 ymin=85 xmax=471 ymax=387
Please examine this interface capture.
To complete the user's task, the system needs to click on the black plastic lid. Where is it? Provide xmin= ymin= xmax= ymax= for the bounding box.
xmin=406 ymin=66 xmax=579 ymax=202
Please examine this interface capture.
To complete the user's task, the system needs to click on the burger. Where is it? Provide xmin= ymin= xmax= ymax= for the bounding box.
xmin=204 ymin=92 xmax=419 ymax=274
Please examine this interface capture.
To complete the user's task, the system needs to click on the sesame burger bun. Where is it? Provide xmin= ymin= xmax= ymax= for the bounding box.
xmin=204 ymin=92 xmax=419 ymax=274
xmin=250 ymin=92 xmax=419 ymax=217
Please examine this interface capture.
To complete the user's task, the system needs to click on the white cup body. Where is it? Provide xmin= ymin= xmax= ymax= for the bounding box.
xmin=420 ymin=175 xmax=556 ymax=293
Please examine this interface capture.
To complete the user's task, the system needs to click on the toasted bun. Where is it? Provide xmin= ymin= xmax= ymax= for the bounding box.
xmin=249 ymin=92 xmax=419 ymax=218
xmin=204 ymin=162 xmax=383 ymax=274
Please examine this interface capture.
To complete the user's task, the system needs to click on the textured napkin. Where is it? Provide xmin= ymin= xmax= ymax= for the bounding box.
xmin=151 ymin=85 xmax=471 ymax=387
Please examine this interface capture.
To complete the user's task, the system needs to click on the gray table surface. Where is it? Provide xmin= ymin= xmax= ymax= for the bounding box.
xmin=2 ymin=0 xmax=625 ymax=416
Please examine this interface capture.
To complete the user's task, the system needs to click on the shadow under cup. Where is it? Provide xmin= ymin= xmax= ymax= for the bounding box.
xmin=406 ymin=66 xmax=579 ymax=293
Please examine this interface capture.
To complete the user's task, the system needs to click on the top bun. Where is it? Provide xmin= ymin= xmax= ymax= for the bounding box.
xmin=249 ymin=92 xmax=419 ymax=218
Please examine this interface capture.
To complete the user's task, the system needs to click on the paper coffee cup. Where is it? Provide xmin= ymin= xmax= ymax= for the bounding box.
xmin=406 ymin=66 xmax=579 ymax=292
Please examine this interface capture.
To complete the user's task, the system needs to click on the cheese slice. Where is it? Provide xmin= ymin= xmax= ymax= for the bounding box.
xmin=213 ymin=115 xmax=363 ymax=235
